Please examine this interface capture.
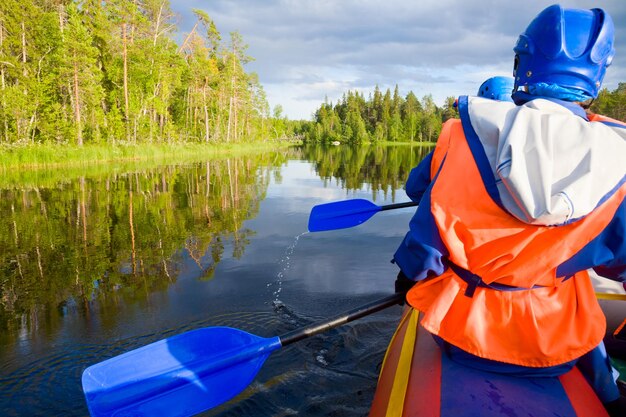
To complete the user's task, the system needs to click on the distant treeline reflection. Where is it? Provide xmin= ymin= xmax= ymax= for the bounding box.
xmin=303 ymin=143 xmax=433 ymax=199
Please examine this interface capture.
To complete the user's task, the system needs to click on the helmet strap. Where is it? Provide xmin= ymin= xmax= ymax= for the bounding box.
xmin=578 ymin=98 xmax=594 ymax=110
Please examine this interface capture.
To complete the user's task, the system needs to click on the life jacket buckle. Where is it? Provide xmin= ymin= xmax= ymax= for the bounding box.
xmin=464 ymin=275 xmax=480 ymax=297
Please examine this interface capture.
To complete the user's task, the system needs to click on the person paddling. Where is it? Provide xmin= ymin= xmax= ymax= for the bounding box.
xmin=477 ymin=76 xmax=514 ymax=102
xmin=393 ymin=5 xmax=626 ymax=415
xmin=405 ymin=74 xmax=515 ymax=203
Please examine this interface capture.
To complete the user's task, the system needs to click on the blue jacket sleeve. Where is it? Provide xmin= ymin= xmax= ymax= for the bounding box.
xmin=394 ymin=181 xmax=448 ymax=281
xmin=557 ymin=198 xmax=626 ymax=282
xmin=405 ymin=151 xmax=433 ymax=203
xmin=592 ymin=199 xmax=626 ymax=282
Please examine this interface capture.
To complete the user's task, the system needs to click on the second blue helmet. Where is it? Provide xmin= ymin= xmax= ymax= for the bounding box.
xmin=478 ymin=76 xmax=514 ymax=101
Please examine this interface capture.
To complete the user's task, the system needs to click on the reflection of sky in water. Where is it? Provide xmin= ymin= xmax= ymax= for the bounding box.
xmin=156 ymin=158 xmax=414 ymax=323
xmin=265 ymin=160 xmax=393 ymax=203
xmin=220 ymin=159 xmax=413 ymax=314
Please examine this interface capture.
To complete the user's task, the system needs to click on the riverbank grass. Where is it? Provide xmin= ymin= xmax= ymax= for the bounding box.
xmin=0 ymin=141 xmax=297 ymax=169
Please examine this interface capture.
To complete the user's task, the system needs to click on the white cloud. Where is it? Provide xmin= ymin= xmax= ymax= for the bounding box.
xmin=171 ymin=0 xmax=626 ymax=120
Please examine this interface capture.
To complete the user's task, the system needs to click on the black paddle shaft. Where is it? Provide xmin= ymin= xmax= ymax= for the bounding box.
xmin=379 ymin=201 xmax=418 ymax=211
xmin=279 ymin=293 xmax=405 ymax=346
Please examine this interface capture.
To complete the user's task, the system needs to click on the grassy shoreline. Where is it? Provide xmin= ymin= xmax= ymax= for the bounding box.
xmin=0 ymin=141 xmax=299 ymax=170
xmin=0 ymin=140 xmax=433 ymax=170
xmin=0 ymin=140 xmax=431 ymax=189
xmin=0 ymin=141 xmax=300 ymax=189
xmin=374 ymin=140 xmax=437 ymax=146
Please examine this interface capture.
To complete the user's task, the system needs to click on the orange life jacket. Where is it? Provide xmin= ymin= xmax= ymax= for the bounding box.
xmin=587 ymin=112 xmax=623 ymax=124
xmin=406 ymin=115 xmax=626 ymax=367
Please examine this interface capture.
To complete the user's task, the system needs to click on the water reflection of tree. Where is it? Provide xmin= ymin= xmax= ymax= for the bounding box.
xmin=302 ymin=144 xmax=433 ymax=199
xmin=0 ymin=152 xmax=290 ymax=342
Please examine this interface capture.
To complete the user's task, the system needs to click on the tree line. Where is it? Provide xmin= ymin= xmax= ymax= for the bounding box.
xmin=2 ymin=1 xmax=623 ymax=148
xmin=303 ymin=85 xmax=456 ymax=144
xmin=0 ymin=0 xmax=301 ymax=146
xmin=302 ymin=83 xmax=626 ymax=144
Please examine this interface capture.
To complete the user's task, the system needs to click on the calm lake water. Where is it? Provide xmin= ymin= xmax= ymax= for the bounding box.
xmin=0 ymin=144 xmax=431 ymax=416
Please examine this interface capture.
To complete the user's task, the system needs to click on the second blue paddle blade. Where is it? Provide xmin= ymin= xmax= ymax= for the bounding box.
xmin=82 ymin=327 xmax=282 ymax=417
xmin=308 ymin=199 xmax=381 ymax=232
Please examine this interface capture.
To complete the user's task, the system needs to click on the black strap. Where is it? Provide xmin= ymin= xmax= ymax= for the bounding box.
xmin=446 ymin=260 xmax=544 ymax=298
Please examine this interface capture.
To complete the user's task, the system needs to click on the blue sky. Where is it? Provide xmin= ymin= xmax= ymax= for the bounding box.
xmin=170 ymin=1 xmax=626 ymax=120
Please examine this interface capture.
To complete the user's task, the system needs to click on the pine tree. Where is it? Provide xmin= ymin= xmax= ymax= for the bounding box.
xmin=60 ymin=2 xmax=104 ymax=145
xmin=0 ymin=0 xmax=40 ymax=142
xmin=441 ymin=96 xmax=457 ymax=122
xmin=402 ymin=91 xmax=421 ymax=142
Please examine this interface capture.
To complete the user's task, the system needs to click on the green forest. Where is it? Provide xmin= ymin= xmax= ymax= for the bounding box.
xmin=302 ymin=83 xmax=626 ymax=144
xmin=591 ymin=82 xmax=626 ymax=122
xmin=304 ymin=86 xmax=455 ymax=144
xmin=0 ymin=0 xmax=304 ymax=147
xmin=1 ymin=1 xmax=624 ymax=149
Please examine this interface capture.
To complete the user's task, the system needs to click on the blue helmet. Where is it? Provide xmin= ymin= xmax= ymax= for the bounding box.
xmin=513 ymin=5 xmax=615 ymax=98
xmin=477 ymin=76 xmax=514 ymax=101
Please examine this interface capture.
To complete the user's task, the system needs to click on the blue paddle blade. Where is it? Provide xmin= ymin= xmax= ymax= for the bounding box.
xmin=82 ymin=327 xmax=282 ymax=417
xmin=308 ymin=199 xmax=382 ymax=232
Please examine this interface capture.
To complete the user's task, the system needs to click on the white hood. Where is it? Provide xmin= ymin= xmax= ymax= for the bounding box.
xmin=467 ymin=96 xmax=626 ymax=226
